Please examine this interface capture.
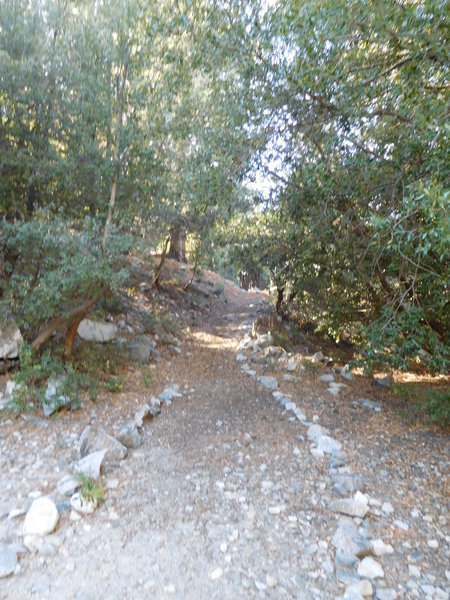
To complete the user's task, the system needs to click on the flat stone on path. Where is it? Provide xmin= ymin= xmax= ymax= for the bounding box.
xmin=0 ymin=544 xmax=17 ymax=578
xmin=256 ymin=375 xmax=278 ymax=390
xmin=23 ymin=497 xmax=59 ymax=537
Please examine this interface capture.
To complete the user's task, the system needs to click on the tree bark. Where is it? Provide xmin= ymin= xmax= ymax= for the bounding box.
xmin=168 ymin=220 xmax=187 ymax=262
xmin=102 ymin=61 xmax=128 ymax=252
xmin=152 ymin=236 xmax=171 ymax=288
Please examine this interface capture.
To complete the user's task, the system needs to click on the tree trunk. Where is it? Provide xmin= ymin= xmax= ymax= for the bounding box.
xmin=276 ymin=287 xmax=284 ymax=315
xmin=31 ymin=290 xmax=103 ymax=352
xmin=152 ymin=236 xmax=171 ymax=288
xmin=168 ymin=221 xmax=186 ymax=262
xmin=102 ymin=61 xmax=128 ymax=252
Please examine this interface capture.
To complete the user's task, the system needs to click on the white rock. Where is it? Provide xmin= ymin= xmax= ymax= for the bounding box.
xmin=371 ymin=539 xmax=394 ymax=556
xmin=210 ymin=567 xmax=223 ymax=580
xmin=286 ymin=360 xmax=299 ymax=372
xmin=381 ymin=502 xmax=394 ymax=515
xmin=268 ymin=505 xmax=285 ymax=515
xmin=159 ymin=385 xmax=182 ymax=404
xmin=57 ymin=475 xmax=81 ymax=497
xmin=0 ymin=318 xmax=23 ymax=359
xmin=408 ymin=565 xmax=421 ymax=578
xmin=257 ymin=375 xmax=278 ymax=390
xmin=358 ymin=557 xmax=384 ymax=579
xmin=307 ymin=424 xmax=330 ymax=443
xmin=329 ymin=495 xmax=369 ymax=518
xmin=311 ymin=351 xmax=327 ymax=363
xmin=427 ymin=539 xmax=439 ymax=549
xmin=77 ymin=319 xmax=117 ymax=342
xmin=73 ymin=449 xmax=107 ymax=479
xmin=285 ymin=402 xmax=307 ymax=421
xmin=327 ymin=382 xmax=347 ymax=396
xmin=0 ymin=544 xmax=17 ymax=578
xmin=23 ymin=497 xmax=59 ymax=537
xmin=318 ymin=374 xmax=335 ymax=383
xmin=310 ymin=448 xmax=325 ymax=459
xmin=346 ymin=580 xmax=373 ymax=597
xmin=374 ymin=589 xmax=397 ymax=600
xmin=70 ymin=493 xmax=95 ymax=515
xmin=393 ymin=519 xmax=409 ymax=531
xmin=317 ymin=435 xmax=342 ymax=454
xmin=235 ymin=353 xmax=246 ymax=362
xmin=69 ymin=510 xmax=81 ymax=522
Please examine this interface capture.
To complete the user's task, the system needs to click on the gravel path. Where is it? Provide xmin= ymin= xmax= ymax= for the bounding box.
xmin=0 ymin=279 xmax=448 ymax=599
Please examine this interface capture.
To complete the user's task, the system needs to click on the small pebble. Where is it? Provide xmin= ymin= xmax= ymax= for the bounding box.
xmin=210 ymin=567 xmax=223 ymax=581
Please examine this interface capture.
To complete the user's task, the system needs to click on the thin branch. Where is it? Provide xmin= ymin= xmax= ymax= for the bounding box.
xmin=363 ymin=55 xmax=413 ymax=85
xmin=369 ymin=109 xmax=412 ymax=124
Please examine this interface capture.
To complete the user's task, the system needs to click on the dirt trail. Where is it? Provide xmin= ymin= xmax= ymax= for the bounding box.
xmin=0 ymin=273 xmax=449 ymax=600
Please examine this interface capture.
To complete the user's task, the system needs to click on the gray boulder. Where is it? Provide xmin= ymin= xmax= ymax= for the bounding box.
xmin=330 ymin=493 xmax=369 ymax=518
xmin=0 ymin=313 xmax=23 ymax=359
xmin=117 ymin=421 xmax=142 ymax=449
xmin=332 ymin=517 xmax=372 ymax=557
xmin=74 ymin=449 xmax=107 ymax=479
xmin=134 ymin=403 xmax=161 ymax=427
xmin=43 ymin=377 xmax=71 ymax=417
xmin=307 ymin=424 xmax=330 ymax=443
xmin=128 ymin=335 xmax=157 ymax=363
xmin=77 ymin=319 xmax=117 ymax=343
xmin=159 ymin=384 xmax=182 ymax=405
xmin=317 ymin=435 xmax=342 ymax=454
xmin=79 ymin=426 xmax=127 ymax=462
xmin=257 ymin=375 xmax=278 ymax=390
xmin=332 ymin=473 xmax=364 ymax=496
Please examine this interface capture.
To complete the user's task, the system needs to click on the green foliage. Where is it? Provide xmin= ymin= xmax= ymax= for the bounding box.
xmin=1 ymin=216 xmax=131 ymax=339
xmin=12 ymin=344 xmax=84 ymax=412
xmin=218 ymin=0 xmax=449 ymax=376
xmin=141 ymin=365 xmax=153 ymax=388
xmin=393 ymin=383 xmax=450 ymax=429
xmin=77 ymin=473 xmax=105 ymax=507
xmin=422 ymin=389 xmax=450 ymax=429
xmin=104 ymin=376 xmax=124 ymax=393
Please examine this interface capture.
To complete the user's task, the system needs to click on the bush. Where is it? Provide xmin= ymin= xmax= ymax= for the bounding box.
xmin=12 ymin=344 xmax=85 ymax=412
xmin=1 ymin=215 xmax=132 ymax=353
